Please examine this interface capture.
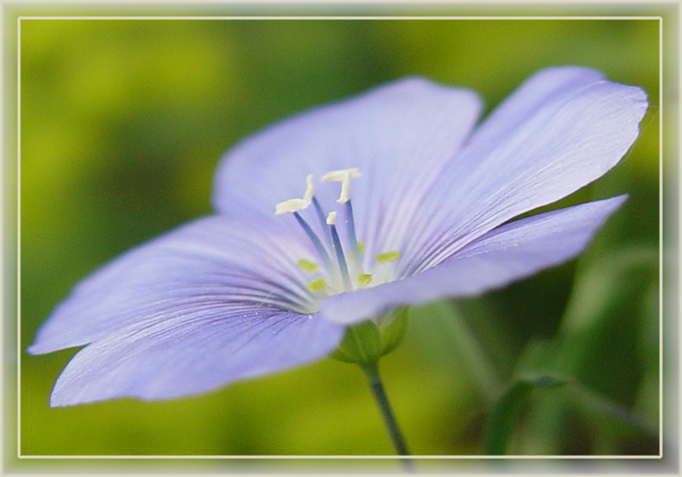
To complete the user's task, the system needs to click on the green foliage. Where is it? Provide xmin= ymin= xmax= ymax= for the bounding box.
xmin=484 ymin=375 xmax=568 ymax=455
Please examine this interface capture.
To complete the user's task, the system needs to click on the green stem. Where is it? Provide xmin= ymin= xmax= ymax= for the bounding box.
xmin=360 ymin=362 xmax=415 ymax=473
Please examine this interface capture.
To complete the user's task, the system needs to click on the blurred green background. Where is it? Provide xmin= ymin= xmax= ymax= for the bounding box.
xmin=18 ymin=17 xmax=661 ymax=465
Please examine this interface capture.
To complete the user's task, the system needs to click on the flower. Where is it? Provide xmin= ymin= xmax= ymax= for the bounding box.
xmin=28 ymin=67 xmax=647 ymax=407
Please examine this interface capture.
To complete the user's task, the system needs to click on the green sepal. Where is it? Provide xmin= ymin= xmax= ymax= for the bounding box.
xmin=330 ymin=320 xmax=382 ymax=365
xmin=377 ymin=307 xmax=409 ymax=356
xmin=330 ymin=308 xmax=409 ymax=365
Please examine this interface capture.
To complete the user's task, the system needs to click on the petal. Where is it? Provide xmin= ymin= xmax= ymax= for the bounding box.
xmin=50 ymin=306 xmax=344 ymax=406
xmin=400 ymin=67 xmax=647 ymax=276
xmin=28 ymin=215 xmax=322 ymax=355
xmin=211 ymin=77 xmax=482 ymax=255
xmin=320 ymin=196 xmax=626 ymax=325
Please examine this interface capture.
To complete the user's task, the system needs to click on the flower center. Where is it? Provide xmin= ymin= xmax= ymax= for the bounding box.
xmin=275 ymin=168 xmax=400 ymax=298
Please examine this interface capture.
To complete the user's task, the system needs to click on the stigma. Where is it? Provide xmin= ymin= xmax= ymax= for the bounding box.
xmin=274 ymin=174 xmax=315 ymax=215
xmin=275 ymin=198 xmax=309 ymax=215
xmin=275 ymin=168 xmax=400 ymax=298
xmin=321 ymin=168 xmax=361 ymax=203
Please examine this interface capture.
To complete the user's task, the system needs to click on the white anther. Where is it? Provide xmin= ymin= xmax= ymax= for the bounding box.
xmin=326 ymin=211 xmax=337 ymax=225
xmin=275 ymin=198 xmax=310 ymax=215
xmin=303 ymin=174 xmax=315 ymax=202
xmin=321 ymin=168 xmax=362 ymax=203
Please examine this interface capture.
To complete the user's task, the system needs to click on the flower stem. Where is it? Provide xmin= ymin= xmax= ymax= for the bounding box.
xmin=360 ymin=362 xmax=415 ymax=472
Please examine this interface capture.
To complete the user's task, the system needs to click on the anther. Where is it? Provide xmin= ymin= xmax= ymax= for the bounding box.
xmin=376 ymin=251 xmax=401 ymax=263
xmin=297 ymin=259 xmax=319 ymax=273
xmin=306 ymin=279 xmax=328 ymax=293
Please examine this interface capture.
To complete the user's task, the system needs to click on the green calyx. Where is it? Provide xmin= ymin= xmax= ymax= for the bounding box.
xmin=330 ymin=308 xmax=409 ymax=366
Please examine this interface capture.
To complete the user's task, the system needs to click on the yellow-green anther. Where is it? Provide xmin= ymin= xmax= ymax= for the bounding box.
xmin=357 ymin=274 xmax=372 ymax=285
xmin=297 ymin=259 xmax=319 ymax=273
xmin=306 ymin=278 xmax=328 ymax=292
xmin=376 ymin=251 xmax=400 ymax=263
xmin=357 ymin=241 xmax=365 ymax=255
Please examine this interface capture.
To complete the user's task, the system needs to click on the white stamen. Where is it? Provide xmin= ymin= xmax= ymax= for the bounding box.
xmin=321 ymin=168 xmax=361 ymax=203
xmin=326 ymin=211 xmax=337 ymax=225
xmin=275 ymin=198 xmax=310 ymax=215
xmin=303 ymin=174 xmax=315 ymax=202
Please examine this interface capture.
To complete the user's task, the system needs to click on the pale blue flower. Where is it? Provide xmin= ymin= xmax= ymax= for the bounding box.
xmin=28 ymin=67 xmax=647 ymax=407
